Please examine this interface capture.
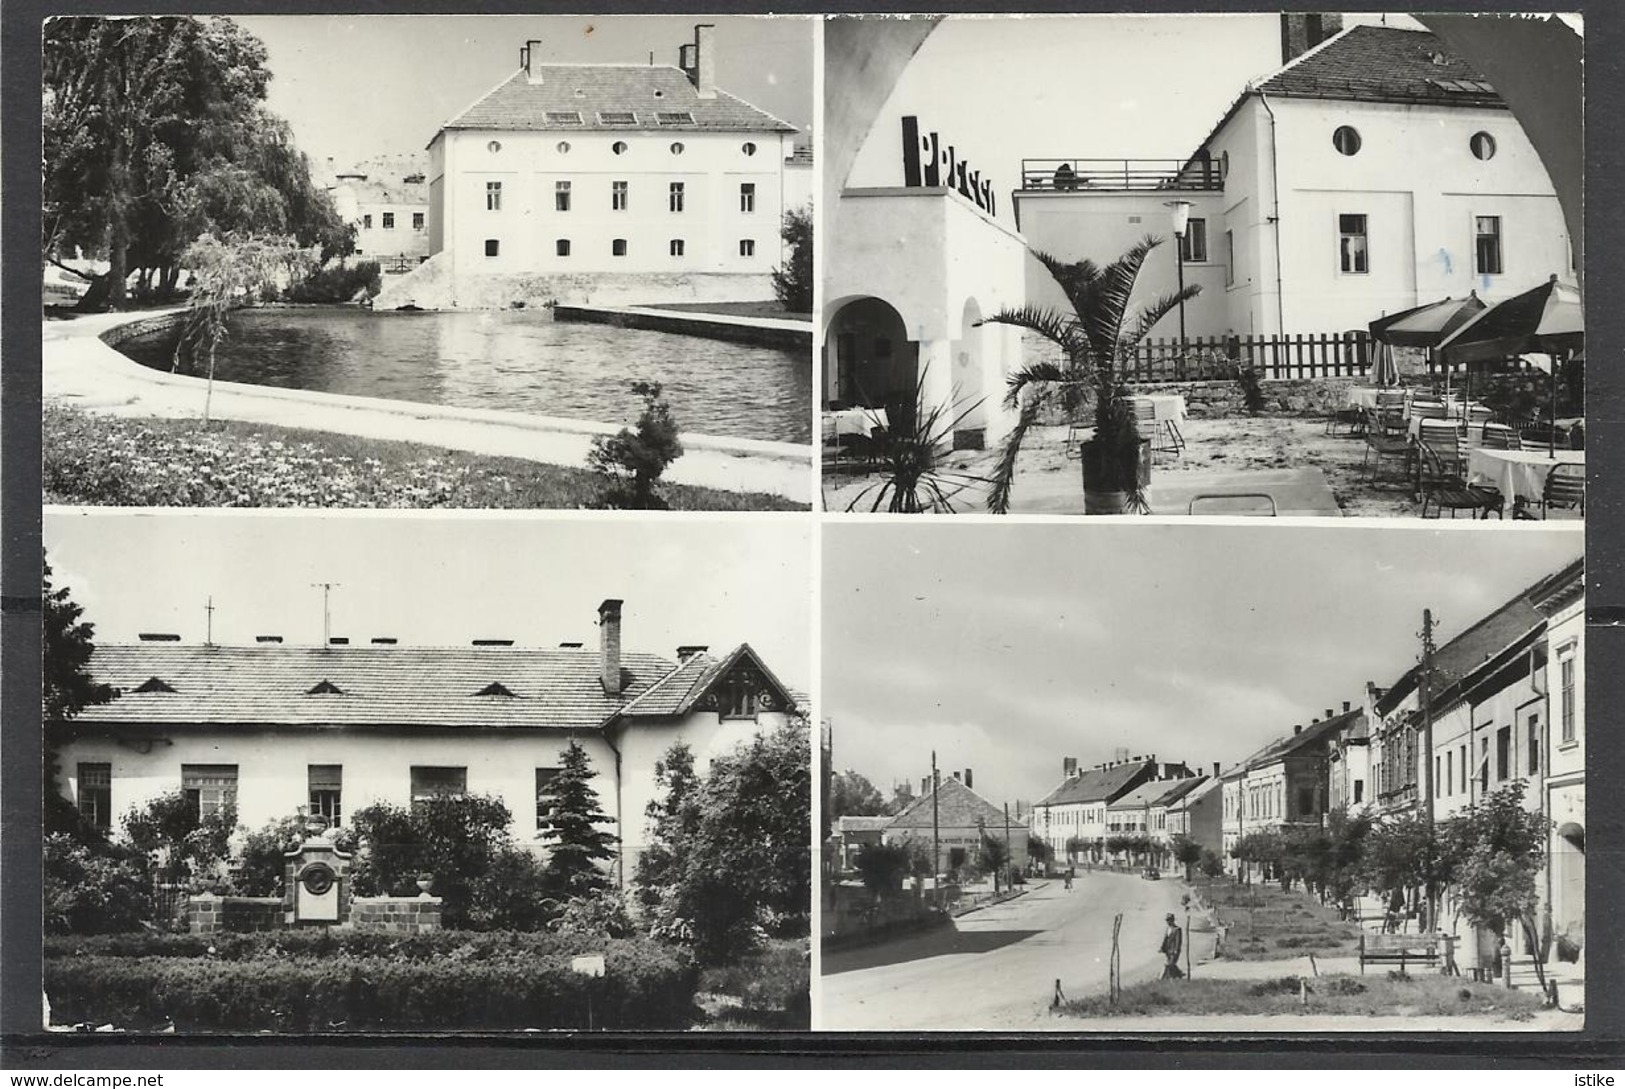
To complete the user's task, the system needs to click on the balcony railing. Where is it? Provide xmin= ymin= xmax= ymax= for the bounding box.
xmin=1020 ymin=158 xmax=1223 ymax=193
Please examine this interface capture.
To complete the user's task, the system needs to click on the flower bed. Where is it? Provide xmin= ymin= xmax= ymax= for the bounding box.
xmin=42 ymin=404 xmax=804 ymax=511
xmin=44 ymin=933 xmax=698 ymax=1032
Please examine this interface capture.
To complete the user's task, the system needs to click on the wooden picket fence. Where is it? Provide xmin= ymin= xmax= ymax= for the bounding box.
xmin=1117 ymin=332 xmax=1375 ymax=383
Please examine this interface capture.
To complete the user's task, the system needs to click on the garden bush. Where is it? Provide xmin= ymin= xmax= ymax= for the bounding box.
xmin=45 ymin=928 xmax=610 ymax=962
xmin=280 ymin=261 xmax=381 ymax=304
xmin=45 ymin=937 xmax=698 ymax=1031
xmin=43 ymin=834 xmax=152 ymax=936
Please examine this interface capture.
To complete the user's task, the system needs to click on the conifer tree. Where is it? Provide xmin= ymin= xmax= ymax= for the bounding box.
xmin=538 ymin=739 xmax=619 ymax=896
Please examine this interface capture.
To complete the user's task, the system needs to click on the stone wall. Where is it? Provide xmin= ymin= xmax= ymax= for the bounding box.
xmin=349 ymin=895 xmax=444 ymax=934
xmin=98 ymin=310 xmax=185 ymax=348
xmin=186 ymin=895 xmax=283 ymax=935
xmin=1128 ymin=377 xmax=1360 ymax=418
xmin=375 ymin=253 xmax=775 ymax=311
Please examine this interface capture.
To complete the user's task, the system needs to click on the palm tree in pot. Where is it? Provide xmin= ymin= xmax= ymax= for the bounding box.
xmin=978 ymin=235 xmax=1200 ymax=514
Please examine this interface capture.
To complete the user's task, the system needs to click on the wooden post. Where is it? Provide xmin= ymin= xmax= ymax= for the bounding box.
xmin=1110 ymin=912 xmax=1123 ymax=1004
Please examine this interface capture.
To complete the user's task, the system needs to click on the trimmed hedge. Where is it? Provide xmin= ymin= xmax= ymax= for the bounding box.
xmin=47 ymin=928 xmax=606 ymax=962
xmin=45 ymin=938 xmax=698 ymax=1031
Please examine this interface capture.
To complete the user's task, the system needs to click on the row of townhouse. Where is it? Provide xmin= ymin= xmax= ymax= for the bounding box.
xmin=1031 ymin=756 xmax=1222 ymax=870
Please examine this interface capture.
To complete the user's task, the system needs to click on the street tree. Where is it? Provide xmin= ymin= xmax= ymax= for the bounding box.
xmin=1170 ymin=835 xmax=1203 ymax=882
xmin=537 ymin=739 xmax=619 ymax=896
xmin=1440 ymin=780 xmax=1552 ymax=989
xmin=975 ymin=833 xmax=1011 ymax=892
xmin=1358 ymin=809 xmax=1453 ymax=926
xmin=43 ymin=554 xmax=116 ymax=839
xmin=853 ymin=842 xmax=912 ymax=899
xmin=828 ymin=769 xmax=888 ymax=820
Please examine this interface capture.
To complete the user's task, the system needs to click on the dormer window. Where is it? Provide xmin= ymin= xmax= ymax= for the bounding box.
xmin=306 ymin=679 xmax=344 ymax=695
xmin=656 ymin=111 xmax=695 ymax=126
xmin=473 ymin=681 xmax=519 ymax=698
xmin=133 ymin=676 xmax=178 ymax=694
xmin=546 ymin=111 xmax=583 ymax=126
xmin=598 ymin=110 xmax=637 ymax=126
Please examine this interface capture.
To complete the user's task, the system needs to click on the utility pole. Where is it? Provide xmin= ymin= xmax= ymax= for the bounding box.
xmin=1420 ymin=607 xmax=1438 ymax=931
xmin=311 ymin=582 xmax=340 ymax=647
xmin=1004 ymin=801 xmax=1013 ymax=886
xmin=931 ymin=750 xmax=941 ymax=911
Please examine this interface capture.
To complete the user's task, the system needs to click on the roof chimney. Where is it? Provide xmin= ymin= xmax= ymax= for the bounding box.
xmin=599 ymin=599 xmax=624 ymax=696
xmin=524 ymin=38 xmax=543 ymax=83
xmin=559 ymin=641 xmax=583 ymax=649
xmin=677 ymin=644 xmax=709 ymax=660
xmin=679 ymin=42 xmax=697 ymax=74
xmin=370 ymin=637 xmax=397 ymax=645
xmin=952 ymin=771 xmax=961 ymax=782
xmin=921 ymin=776 xmax=930 ymax=796
xmin=1294 ymin=724 xmax=1303 ymax=735
xmin=256 ymin=635 xmax=283 ymax=644
xmin=691 ymin=24 xmax=717 ymax=99
xmin=138 ymin=633 xmax=181 ymax=642
xmin=1063 ymin=757 xmax=1078 ymax=779
xmin=1343 ymin=701 xmax=1352 ymax=714
xmin=964 ymin=768 xmax=973 ymax=790
xmin=1325 ymin=709 xmax=1334 ymax=720
xmin=1279 ymin=13 xmax=1342 ymax=65
xmin=1213 ymin=762 xmax=1221 ymax=777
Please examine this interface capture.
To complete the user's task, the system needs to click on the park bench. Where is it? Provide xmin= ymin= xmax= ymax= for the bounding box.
xmin=1358 ymin=932 xmax=1440 ymax=974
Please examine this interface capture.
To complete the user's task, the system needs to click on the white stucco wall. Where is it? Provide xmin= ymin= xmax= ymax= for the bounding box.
xmin=433 ymin=128 xmax=792 ymax=277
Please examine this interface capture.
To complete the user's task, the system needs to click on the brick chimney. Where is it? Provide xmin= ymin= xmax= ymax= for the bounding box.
xmin=690 ymin=24 xmax=717 ymax=99
xmin=1280 ymin=13 xmax=1342 ymax=64
xmin=1294 ymin=724 xmax=1303 ymax=735
xmin=1343 ymin=700 xmax=1352 ymax=714
xmin=677 ymin=644 xmax=708 ymax=661
xmin=1213 ymin=762 xmax=1221 ymax=778
xmin=598 ymin=598 xmax=624 ymax=696
xmin=524 ymin=39 xmax=544 ymax=83
xmin=1063 ymin=757 xmax=1078 ymax=779
xmin=964 ymin=768 xmax=974 ymax=790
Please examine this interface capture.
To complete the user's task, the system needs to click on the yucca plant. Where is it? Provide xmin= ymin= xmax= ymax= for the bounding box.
xmin=843 ymin=370 xmax=987 ymax=514
xmin=977 ymin=234 xmax=1201 ymax=514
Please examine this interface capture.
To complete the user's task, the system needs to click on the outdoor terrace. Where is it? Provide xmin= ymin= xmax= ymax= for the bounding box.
xmin=1019 ymin=158 xmax=1223 ymax=192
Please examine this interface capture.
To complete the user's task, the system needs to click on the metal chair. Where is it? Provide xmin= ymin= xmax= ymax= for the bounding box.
xmin=1481 ymin=423 xmax=1520 ymax=450
xmin=1515 ymin=461 xmax=1585 ymax=519
xmin=1188 ymin=493 xmax=1277 ymax=517
xmin=1417 ymin=445 xmax=1503 ymax=520
xmin=1410 ymin=399 xmax=1448 ymax=423
xmin=1362 ymin=407 xmax=1410 ymax=482
xmin=1133 ymin=398 xmax=1181 ymax=459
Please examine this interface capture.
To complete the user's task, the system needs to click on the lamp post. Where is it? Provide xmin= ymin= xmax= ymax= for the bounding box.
xmin=1164 ymin=199 xmax=1193 ymax=349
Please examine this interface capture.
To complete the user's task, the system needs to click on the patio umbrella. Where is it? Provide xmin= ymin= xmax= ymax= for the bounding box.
xmin=1438 ymin=276 xmax=1583 ymax=457
xmin=1368 ymin=293 xmax=1488 ymax=394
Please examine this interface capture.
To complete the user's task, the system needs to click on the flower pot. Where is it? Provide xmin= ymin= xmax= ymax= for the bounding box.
xmin=1080 ymin=437 xmax=1151 ymax=515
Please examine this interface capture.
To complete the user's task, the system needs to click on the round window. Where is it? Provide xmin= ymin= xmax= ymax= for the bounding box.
xmin=556 ymin=141 xmax=571 ymax=154
xmin=741 ymin=142 xmax=757 ymax=157
xmin=670 ymin=141 xmax=685 ymax=155
xmin=612 ymin=141 xmax=628 ymax=155
xmin=1470 ymin=131 xmax=1497 ymax=160
xmin=486 ymin=140 xmax=502 ymax=154
xmin=1333 ymin=126 xmax=1361 ymax=156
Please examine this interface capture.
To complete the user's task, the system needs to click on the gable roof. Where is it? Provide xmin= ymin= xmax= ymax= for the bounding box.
xmin=1149 ymin=775 xmax=1210 ymax=809
xmin=1108 ymin=778 xmax=1185 ymax=811
xmin=888 ymin=776 xmax=1026 ymax=832
xmin=615 ymin=642 xmax=798 ymax=719
xmin=1256 ymin=26 xmax=1504 ymax=109
xmin=441 ymin=65 xmax=797 ymax=136
xmin=71 ymin=643 xmax=738 ymax=731
xmin=1035 ymin=759 xmax=1155 ymax=808
xmin=1375 ymin=558 xmax=1583 ymax=715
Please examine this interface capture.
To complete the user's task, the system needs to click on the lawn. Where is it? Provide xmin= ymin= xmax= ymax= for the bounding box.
xmin=1194 ymin=877 xmax=1365 ymax=960
xmin=41 ymin=404 xmax=806 ymax=510
xmin=1058 ymin=973 xmax=1543 ymax=1020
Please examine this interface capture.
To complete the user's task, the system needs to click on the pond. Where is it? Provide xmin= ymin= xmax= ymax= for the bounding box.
xmin=117 ymin=308 xmax=812 ymax=444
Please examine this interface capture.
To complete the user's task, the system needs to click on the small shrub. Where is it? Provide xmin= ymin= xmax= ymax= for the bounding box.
xmin=1387 ymin=969 xmax=1413 ymax=983
xmin=281 ymin=261 xmax=381 ymax=304
xmin=1459 ymin=987 xmax=1474 ymax=1002
xmin=1247 ymin=976 xmax=1303 ymax=998
xmin=233 ymin=815 xmax=312 ymax=897
xmin=587 ymin=380 xmax=683 ymax=510
xmin=1324 ymin=978 xmax=1366 ymax=996
xmin=43 ymin=834 xmax=153 ymax=935
xmin=698 ymin=938 xmax=809 ymax=1029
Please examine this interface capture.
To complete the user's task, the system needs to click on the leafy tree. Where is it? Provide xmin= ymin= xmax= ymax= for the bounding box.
xmin=978 ymin=236 xmax=1201 ymax=513
xmin=1233 ymin=830 xmax=1285 ymax=887
xmin=828 ymin=769 xmax=887 ymax=820
xmin=1358 ymin=809 xmax=1452 ymax=922
xmin=975 ymin=833 xmax=1011 ymax=892
xmin=1027 ymin=835 xmax=1050 ymax=868
xmin=633 ymin=742 xmax=702 ymax=914
xmin=537 ymin=739 xmax=618 ymax=896
xmin=587 ymin=380 xmax=684 ymax=510
xmin=43 ymin=554 xmax=116 ymax=839
xmin=1440 ymin=781 xmax=1551 ymax=988
xmin=1064 ymin=835 xmax=1085 ymax=864
xmin=347 ymin=793 xmax=514 ymax=928
xmin=853 ymin=842 xmax=912 ymax=898
xmin=1198 ymin=848 xmax=1225 ymax=879
xmin=660 ymin=717 xmax=810 ymax=962
xmin=1170 ymin=835 xmax=1204 ymax=881
xmin=121 ymin=790 xmax=236 ymax=887
xmin=770 ymin=204 xmax=813 ymax=313
xmin=43 ymin=833 xmax=153 ymax=935
xmin=468 ymin=845 xmax=558 ymax=932
xmin=172 ymin=232 xmax=314 ymax=424
xmin=232 ymin=812 xmax=311 ymax=896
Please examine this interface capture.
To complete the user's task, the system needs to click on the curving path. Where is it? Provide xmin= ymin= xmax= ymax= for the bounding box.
xmin=42 ymin=310 xmax=812 ymax=504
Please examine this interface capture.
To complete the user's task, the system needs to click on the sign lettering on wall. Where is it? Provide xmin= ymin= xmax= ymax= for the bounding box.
xmin=902 ymin=116 xmax=997 ymax=218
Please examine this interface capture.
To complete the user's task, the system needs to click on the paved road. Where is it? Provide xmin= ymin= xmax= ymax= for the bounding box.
xmin=820 ymin=873 xmax=1186 ymax=1031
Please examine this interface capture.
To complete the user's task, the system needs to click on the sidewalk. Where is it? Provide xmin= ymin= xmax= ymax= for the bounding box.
xmin=42 ymin=311 xmax=813 ymax=503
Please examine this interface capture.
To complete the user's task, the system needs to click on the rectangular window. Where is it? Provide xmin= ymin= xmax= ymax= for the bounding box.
xmin=1559 ymin=651 xmax=1576 ymax=743
xmin=1446 ymin=749 xmax=1453 ymax=796
xmin=1339 ymin=213 xmax=1369 ymax=273
xmin=1479 ymin=738 xmax=1489 ymax=792
xmin=612 ymin=238 xmax=628 ymax=257
xmin=382 ymin=212 xmax=395 ymax=230
xmin=556 ymin=239 xmax=571 ymax=257
xmin=669 ymin=239 xmax=685 ymax=257
xmin=77 ymin=762 xmax=112 ymax=832
xmin=410 ymin=766 xmax=466 ymax=804
xmin=362 ymin=214 xmax=373 ymax=230
xmin=1496 ymin=725 xmax=1511 ymax=781
xmin=484 ymin=239 xmax=500 ymax=258
xmin=412 ymin=212 xmax=425 ymax=230
xmin=555 ymin=181 xmax=572 ymax=212
xmin=1459 ymin=745 xmax=1467 ymax=794
xmin=1435 ymin=755 xmax=1442 ymax=796
xmin=1353 ymin=779 xmax=1364 ymax=804
xmin=1296 ymin=787 xmax=1314 ymax=819
xmin=1224 ymin=230 xmax=1235 ymax=286
xmin=612 ymin=180 xmax=628 ymax=211
xmin=739 ymin=239 xmax=756 ymax=258
xmin=309 ymin=765 xmax=342 ymax=827
xmin=1475 ymin=215 xmax=1503 ymax=275
xmin=740 ymin=183 xmax=756 ymax=213
xmin=669 ymin=182 xmax=685 ymax=213
xmin=535 ymin=767 xmax=560 ymax=831
xmin=486 ymin=181 xmax=502 ymax=211
xmin=182 ymin=764 xmax=238 ymax=820
xmin=1527 ymin=712 xmax=1541 ymax=775
xmin=1181 ymin=218 xmax=1208 ymax=263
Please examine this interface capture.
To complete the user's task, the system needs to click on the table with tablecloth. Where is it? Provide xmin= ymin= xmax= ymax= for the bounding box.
xmin=1466 ymin=448 xmax=1584 ymax=507
xmin=822 ymin=406 xmax=888 ymax=445
xmin=1346 ymin=386 xmax=1409 ymax=411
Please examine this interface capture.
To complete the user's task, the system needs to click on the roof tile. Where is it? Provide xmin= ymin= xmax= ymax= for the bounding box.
xmin=444 ymin=66 xmax=796 ymax=135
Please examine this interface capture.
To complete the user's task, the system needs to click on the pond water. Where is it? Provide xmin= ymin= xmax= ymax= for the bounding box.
xmin=118 ymin=308 xmax=812 ymax=444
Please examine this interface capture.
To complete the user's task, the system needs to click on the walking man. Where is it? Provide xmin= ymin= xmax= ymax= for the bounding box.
xmin=1159 ymin=913 xmax=1185 ymax=980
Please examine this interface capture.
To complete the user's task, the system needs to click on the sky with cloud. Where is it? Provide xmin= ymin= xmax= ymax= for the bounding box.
xmin=823 ymin=522 xmax=1581 ymax=809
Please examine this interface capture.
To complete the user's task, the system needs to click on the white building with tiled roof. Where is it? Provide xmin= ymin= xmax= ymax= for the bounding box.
xmin=57 ymin=599 xmax=802 ymax=885
xmin=326 ymin=155 xmax=432 ymax=270
xmin=411 ymin=24 xmax=799 ymax=307
xmin=1013 ymin=20 xmax=1574 ymax=340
